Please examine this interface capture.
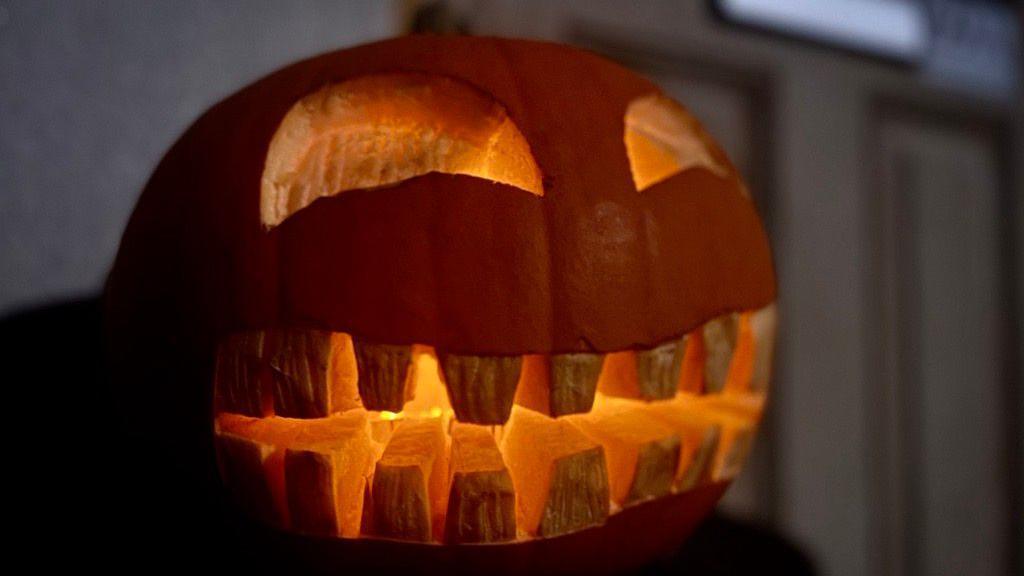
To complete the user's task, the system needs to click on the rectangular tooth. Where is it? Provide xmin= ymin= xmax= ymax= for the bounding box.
xmin=636 ymin=338 xmax=686 ymax=399
xmin=750 ymin=304 xmax=778 ymax=394
xmin=500 ymin=406 xmax=609 ymax=537
xmin=214 ymin=332 xmax=268 ymax=416
xmin=642 ymin=399 xmax=722 ymax=491
xmin=715 ymin=425 xmax=756 ymax=481
xmin=696 ymin=396 xmax=760 ymax=481
xmin=215 ymin=413 xmax=303 ymax=528
xmin=214 ymin=429 xmax=286 ymax=527
xmin=284 ymin=410 xmax=376 ymax=537
xmin=353 ymin=341 xmax=414 ymax=412
xmin=550 ymin=353 xmax=604 ymax=414
xmin=541 ymin=448 xmax=608 ymax=538
xmin=369 ymin=418 xmax=449 ymax=542
xmin=265 ymin=329 xmax=330 ymax=417
xmin=633 ymin=436 xmax=684 ymax=500
xmin=679 ymin=424 xmax=721 ymax=490
xmin=284 ymin=450 xmax=341 ymax=536
xmin=703 ymin=314 xmax=739 ymax=394
xmin=445 ymin=423 xmax=516 ymax=543
xmin=514 ymin=353 xmax=603 ymax=417
xmin=266 ymin=330 xmax=362 ymax=418
xmin=439 ymin=354 xmax=522 ymax=425
xmin=565 ymin=397 xmax=680 ymax=506
xmin=596 ymin=341 xmax=681 ymax=402
xmin=216 ymin=411 xmax=374 ymax=536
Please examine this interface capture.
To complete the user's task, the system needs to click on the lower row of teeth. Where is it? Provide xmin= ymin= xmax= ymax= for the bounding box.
xmin=214 ymin=304 xmax=776 ymax=543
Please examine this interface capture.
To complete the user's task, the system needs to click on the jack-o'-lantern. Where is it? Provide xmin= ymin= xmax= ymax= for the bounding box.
xmin=105 ymin=36 xmax=776 ymax=574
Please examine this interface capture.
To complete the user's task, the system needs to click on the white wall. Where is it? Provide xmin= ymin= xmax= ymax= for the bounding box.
xmin=0 ymin=0 xmax=398 ymax=314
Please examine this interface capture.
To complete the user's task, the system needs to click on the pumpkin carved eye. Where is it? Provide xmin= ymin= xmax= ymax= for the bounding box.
xmin=260 ymin=73 xmax=544 ymax=228
xmin=624 ymin=93 xmax=729 ymax=192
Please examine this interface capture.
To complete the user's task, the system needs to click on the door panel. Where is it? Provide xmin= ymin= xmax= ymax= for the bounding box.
xmin=874 ymin=112 xmax=1008 ymax=576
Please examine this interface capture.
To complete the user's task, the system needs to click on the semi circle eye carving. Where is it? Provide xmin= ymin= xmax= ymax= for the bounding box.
xmin=261 ymin=73 xmax=544 ymax=228
xmin=624 ymin=93 xmax=729 ymax=192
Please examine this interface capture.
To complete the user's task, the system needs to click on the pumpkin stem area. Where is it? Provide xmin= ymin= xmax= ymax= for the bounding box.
xmin=212 ymin=304 xmax=775 ymax=543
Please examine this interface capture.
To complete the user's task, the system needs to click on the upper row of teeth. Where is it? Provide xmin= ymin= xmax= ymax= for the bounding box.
xmin=214 ymin=305 xmax=776 ymax=425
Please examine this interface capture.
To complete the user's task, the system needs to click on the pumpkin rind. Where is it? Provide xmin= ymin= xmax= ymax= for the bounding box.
xmin=104 ymin=35 xmax=779 ymax=570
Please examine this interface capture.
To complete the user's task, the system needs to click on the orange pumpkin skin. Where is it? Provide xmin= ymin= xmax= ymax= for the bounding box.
xmin=105 ymin=36 xmax=775 ymax=572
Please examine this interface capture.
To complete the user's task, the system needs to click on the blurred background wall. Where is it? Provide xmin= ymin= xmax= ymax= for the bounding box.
xmin=0 ymin=0 xmax=395 ymax=313
xmin=1 ymin=1 xmax=1020 ymax=575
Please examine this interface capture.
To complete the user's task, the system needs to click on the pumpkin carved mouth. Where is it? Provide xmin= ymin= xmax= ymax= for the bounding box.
xmin=215 ymin=68 xmax=777 ymax=543
xmin=213 ymin=304 xmax=775 ymax=544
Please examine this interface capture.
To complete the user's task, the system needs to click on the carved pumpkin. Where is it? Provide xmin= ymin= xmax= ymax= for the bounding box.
xmin=106 ymin=36 xmax=776 ymax=574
